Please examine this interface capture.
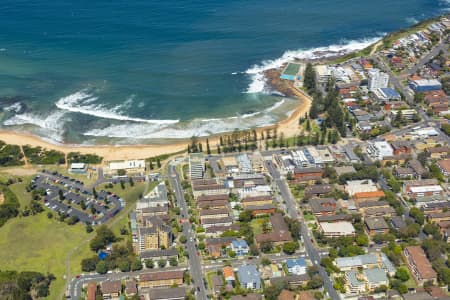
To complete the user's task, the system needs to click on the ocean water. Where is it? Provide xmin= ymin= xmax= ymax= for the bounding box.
xmin=0 ymin=0 xmax=447 ymax=144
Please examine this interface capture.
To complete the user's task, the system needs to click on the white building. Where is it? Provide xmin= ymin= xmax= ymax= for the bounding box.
xmin=320 ymin=221 xmax=356 ymax=237
xmin=366 ymin=141 xmax=394 ymax=160
xmin=137 ymin=182 xmax=169 ymax=210
xmin=368 ymin=69 xmax=389 ymax=91
xmin=345 ymin=180 xmax=378 ymax=196
xmin=189 ymin=153 xmax=205 ymax=180
xmin=108 ymin=159 xmax=145 ymax=175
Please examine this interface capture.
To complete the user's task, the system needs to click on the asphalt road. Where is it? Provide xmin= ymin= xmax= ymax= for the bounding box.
xmin=264 ymin=159 xmax=340 ymax=300
xmin=168 ymin=164 xmax=208 ymax=300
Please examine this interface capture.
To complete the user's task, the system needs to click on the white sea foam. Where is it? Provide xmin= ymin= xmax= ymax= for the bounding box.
xmin=84 ymin=114 xmax=276 ymax=139
xmin=244 ymin=36 xmax=384 ymax=93
xmin=55 ymin=90 xmax=179 ymax=124
xmin=405 ymin=17 xmax=419 ymax=25
xmin=3 ymin=103 xmax=23 ymax=113
xmin=3 ymin=110 xmax=67 ymax=141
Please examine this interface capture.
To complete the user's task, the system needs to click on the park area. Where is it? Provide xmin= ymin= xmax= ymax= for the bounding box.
xmin=0 ymin=170 xmax=150 ymax=299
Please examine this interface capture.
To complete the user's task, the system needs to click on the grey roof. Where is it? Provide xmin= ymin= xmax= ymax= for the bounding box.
xmin=365 ymin=217 xmax=389 ymax=230
xmin=147 ymin=287 xmax=186 ymax=300
xmin=336 ymin=254 xmax=378 ymax=269
xmin=139 ymin=248 xmax=178 ymax=259
xmin=380 ymin=253 xmax=396 ymax=274
xmin=364 ymin=268 xmax=387 ymax=284
xmin=390 ymin=216 xmax=407 ymax=230
xmin=237 ymin=265 xmax=261 ymax=285
xmin=346 ymin=271 xmax=365 ymax=287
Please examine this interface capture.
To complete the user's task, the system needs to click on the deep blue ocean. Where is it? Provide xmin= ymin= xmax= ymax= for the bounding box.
xmin=0 ymin=0 xmax=447 ymax=144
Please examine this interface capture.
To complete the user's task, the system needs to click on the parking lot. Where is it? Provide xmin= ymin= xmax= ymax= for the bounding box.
xmin=31 ymin=170 xmax=125 ymax=225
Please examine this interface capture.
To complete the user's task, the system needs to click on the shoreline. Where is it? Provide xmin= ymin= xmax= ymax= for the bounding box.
xmin=0 ymin=72 xmax=311 ymax=161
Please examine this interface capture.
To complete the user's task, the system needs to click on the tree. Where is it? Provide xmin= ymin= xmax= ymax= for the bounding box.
xmin=395 ymin=267 xmax=410 ymax=282
xmin=95 ymin=261 xmax=108 ymax=274
xmin=282 ymin=241 xmax=298 ymax=255
xmin=206 ymin=139 xmax=211 ymax=155
xmin=80 ymin=199 xmax=87 ymax=210
xmin=238 ymin=210 xmax=253 ymax=222
xmin=356 ymin=234 xmax=369 ymax=247
xmin=260 ymin=241 xmax=273 ymax=253
xmin=409 ymin=207 xmax=425 ymax=225
xmin=158 ymin=259 xmax=167 ymax=268
xmin=131 ymin=259 xmax=142 ymax=271
xmin=157 ymin=158 xmax=161 ymax=168
xmin=145 ymin=259 xmax=155 ymax=269
xmin=169 ymin=257 xmax=178 ymax=267
xmin=261 ymin=257 xmax=271 ymax=266
xmin=81 ymin=257 xmax=99 ymax=272
xmin=86 ymin=224 xmax=94 ymax=233
xmin=303 ymin=63 xmax=317 ymax=93
xmin=118 ymin=258 xmax=131 ymax=272
xmin=307 ymin=275 xmax=324 ymax=289
xmin=92 ymin=187 xmax=98 ymax=199
xmin=179 ymin=235 xmax=187 ymax=244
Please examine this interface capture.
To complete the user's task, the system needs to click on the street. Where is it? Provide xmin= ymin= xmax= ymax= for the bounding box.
xmin=264 ymin=160 xmax=340 ymax=300
xmin=168 ymin=164 xmax=208 ymax=300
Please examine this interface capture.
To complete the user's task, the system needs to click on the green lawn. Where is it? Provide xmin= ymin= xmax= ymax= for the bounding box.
xmin=0 ymin=212 xmax=92 ymax=300
xmin=4 ymin=175 xmax=34 ymax=208
xmin=250 ymin=217 xmax=269 ymax=235
xmin=0 ymin=177 xmax=152 ymax=300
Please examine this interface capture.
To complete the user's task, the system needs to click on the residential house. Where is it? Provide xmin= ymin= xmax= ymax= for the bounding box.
xmin=345 ymin=270 xmax=366 ymax=294
xmin=211 ymin=275 xmax=224 ymax=295
xmin=293 ymin=167 xmax=323 ymax=181
xmin=390 ymin=216 xmax=408 ymax=231
xmin=138 ymin=182 xmax=169 ymax=210
xmin=365 ymin=268 xmax=389 ymax=292
xmin=286 ymin=258 xmax=307 ymax=275
xmin=304 ymin=184 xmax=333 ymax=198
xmin=357 ymin=201 xmax=390 ymax=214
xmin=426 ymin=146 xmax=450 ymax=159
xmin=426 ymin=211 xmax=450 ymax=223
xmin=407 ymin=160 xmax=427 ymax=179
xmin=255 ymin=213 xmax=292 ymax=246
xmin=101 ymin=280 xmax=121 ymax=300
xmin=139 ymin=271 xmax=184 ymax=288
xmin=201 ymin=217 xmax=233 ymax=229
xmin=247 ymin=204 xmax=276 ymax=216
xmin=317 ymin=214 xmax=353 ymax=223
xmin=139 ymin=248 xmax=178 ymax=263
xmin=124 ymin=280 xmax=137 ymax=297
xmin=138 ymin=216 xmax=171 ymax=252
xmin=230 ymin=239 xmax=249 ymax=256
xmin=394 ymin=167 xmax=414 ymax=179
xmin=390 ymin=141 xmax=412 ymax=155
xmin=237 ymin=265 xmax=261 ymax=290
xmin=189 ymin=153 xmax=205 ymax=179
xmin=404 ymin=246 xmax=437 ymax=286
xmin=224 ymin=266 xmax=236 ymax=285
xmin=319 ymin=221 xmax=356 ymax=238
xmin=437 ymin=159 xmax=450 ymax=176
xmin=200 ymin=208 xmax=229 ymax=223
xmin=241 ymin=195 xmax=273 ymax=209
xmin=147 ymin=287 xmax=186 ymax=300
xmin=364 ymin=206 xmax=396 ymax=218
xmin=365 ymin=217 xmax=389 ymax=236
xmin=353 ymin=191 xmax=385 ymax=204
xmin=87 ymin=282 xmax=97 ymax=300
xmin=335 ymin=254 xmax=379 ymax=271
xmin=310 ymin=198 xmax=337 ymax=216
xmin=345 ymin=180 xmax=378 ymax=197
xmin=277 ymin=290 xmax=298 ymax=300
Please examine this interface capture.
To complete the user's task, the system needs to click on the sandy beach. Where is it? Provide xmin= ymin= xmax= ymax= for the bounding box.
xmin=0 ymin=70 xmax=311 ymax=162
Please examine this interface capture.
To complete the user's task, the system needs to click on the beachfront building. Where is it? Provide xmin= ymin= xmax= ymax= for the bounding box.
xmin=107 ymin=159 xmax=145 ymax=176
xmin=68 ymin=163 xmax=88 ymax=174
xmin=368 ymin=69 xmax=389 ymax=92
xmin=189 ymin=153 xmax=205 ymax=180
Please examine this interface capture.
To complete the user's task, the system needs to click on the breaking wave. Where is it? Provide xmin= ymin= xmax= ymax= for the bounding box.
xmin=55 ymin=90 xmax=179 ymax=125
xmin=244 ymin=36 xmax=384 ymax=93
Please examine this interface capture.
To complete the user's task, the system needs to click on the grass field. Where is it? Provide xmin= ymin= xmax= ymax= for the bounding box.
xmin=0 ymin=174 xmax=152 ymax=300
xmin=0 ymin=213 xmax=91 ymax=300
xmin=250 ymin=217 xmax=269 ymax=235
